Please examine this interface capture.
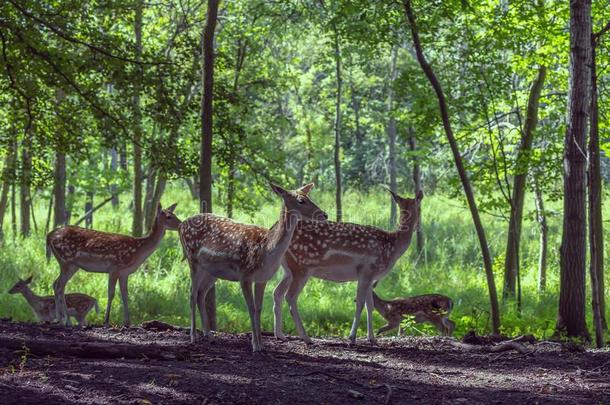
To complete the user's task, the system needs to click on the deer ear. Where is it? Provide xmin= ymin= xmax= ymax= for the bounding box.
xmin=270 ymin=183 xmax=288 ymax=197
xmin=298 ymin=183 xmax=315 ymax=195
xmin=383 ymin=185 xmax=400 ymax=203
xmin=416 ymin=190 xmax=424 ymax=201
xmin=167 ymin=203 xmax=177 ymax=212
xmin=24 ymin=275 xmax=33 ymax=284
xmin=157 ymin=203 xmax=163 ymax=213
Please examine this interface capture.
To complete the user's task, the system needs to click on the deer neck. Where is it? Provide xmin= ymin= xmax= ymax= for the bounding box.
xmin=20 ymin=287 xmax=43 ymax=309
xmin=372 ymin=290 xmax=389 ymax=316
xmin=264 ymin=205 xmax=299 ymax=263
xmin=138 ymin=218 xmax=166 ymax=258
xmin=390 ymin=208 xmax=418 ymax=257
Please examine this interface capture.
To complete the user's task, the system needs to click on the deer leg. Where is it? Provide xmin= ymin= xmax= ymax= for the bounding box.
xmin=273 ymin=268 xmax=292 ymax=341
xmin=378 ymin=321 xmax=400 ymax=335
xmin=104 ymin=272 xmax=119 ymax=327
xmin=365 ymin=286 xmax=377 ymax=344
xmin=189 ymin=267 xmax=205 ymax=343
xmin=348 ymin=278 xmax=371 ymax=344
xmin=285 ymin=274 xmax=312 ymax=344
xmin=196 ymin=272 xmax=216 ymax=337
xmin=240 ymin=280 xmax=261 ymax=352
xmin=254 ymin=282 xmax=267 ymax=348
xmin=118 ymin=274 xmax=130 ymax=327
xmin=53 ymin=264 xmax=77 ymax=326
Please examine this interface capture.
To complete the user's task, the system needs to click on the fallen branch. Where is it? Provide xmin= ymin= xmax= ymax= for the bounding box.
xmin=0 ymin=336 xmax=190 ymax=361
xmin=490 ymin=341 xmax=531 ymax=354
xmin=73 ymin=196 xmax=113 ymax=226
xmin=140 ymin=320 xmax=186 ymax=332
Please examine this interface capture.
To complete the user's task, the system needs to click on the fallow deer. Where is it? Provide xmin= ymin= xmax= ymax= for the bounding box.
xmin=372 ymin=289 xmax=455 ymax=336
xmin=49 ymin=203 xmax=181 ymax=326
xmin=273 ymin=188 xmax=423 ymax=345
xmin=179 ymin=183 xmax=327 ymax=352
xmin=9 ymin=276 xmax=99 ymax=326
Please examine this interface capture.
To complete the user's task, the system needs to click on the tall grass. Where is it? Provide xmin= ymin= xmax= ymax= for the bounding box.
xmin=0 ymin=183 xmax=607 ymax=341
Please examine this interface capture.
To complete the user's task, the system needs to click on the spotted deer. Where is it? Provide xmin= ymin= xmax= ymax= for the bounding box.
xmin=179 ymin=183 xmax=327 ymax=352
xmin=48 ymin=203 xmax=181 ymax=326
xmin=273 ymin=188 xmax=423 ymax=345
xmin=9 ymin=276 xmax=99 ymax=326
xmin=372 ymin=289 xmax=455 ymax=336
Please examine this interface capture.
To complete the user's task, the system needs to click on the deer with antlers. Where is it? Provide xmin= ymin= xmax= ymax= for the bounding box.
xmin=372 ymin=289 xmax=455 ymax=336
xmin=48 ymin=203 xmax=181 ymax=327
xmin=273 ymin=188 xmax=423 ymax=345
xmin=9 ymin=276 xmax=99 ymax=326
xmin=179 ymin=183 xmax=326 ymax=352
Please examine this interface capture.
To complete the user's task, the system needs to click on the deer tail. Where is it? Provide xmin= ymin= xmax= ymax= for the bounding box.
xmin=93 ymin=298 xmax=100 ymax=314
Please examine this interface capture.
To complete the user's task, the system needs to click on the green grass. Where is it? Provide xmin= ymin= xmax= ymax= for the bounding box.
xmin=0 ymin=183 xmax=607 ymax=342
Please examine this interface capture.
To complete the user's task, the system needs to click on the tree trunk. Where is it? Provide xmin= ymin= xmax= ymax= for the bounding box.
xmin=333 ymin=26 xmax=343 ymax=222
xmin=110 ymin=148 xmax=119 ymax=208
xmin=45 ymin=193 xmax=53 ymax=234
xmin=84 ymin=192 xmax=93 ymax=229
xmin=408 ymin=127 xmax=424 ymax=253
xmin=11 ymin=182 xmax=16 ymax=239
xmin=143 ymin=167 xmax=156 ymax=231
xmin=387 ymin=46 xmax=399 ymax=227
xmin=556 ymin=0 xmax=591 ymax=340
xmin=52 ymin=151 xmax=67 ymax=229
xmin=147 ymin=174 xmax=166 ymax=230
xmin=503 ymin=66 xmax=547 ymax=299
xmin=588 ymin=39 xmax=604 ymax=346
xmin=403 ymin=0 xmax=500 ymax=334
xmin=533 ymin=177 xmax=548 ymax=292
xmin=66 ymin=184 xmax=75 ymax=224
xmin=132 ymin=0 xmax=144 ymax=237
xmin=19 ymin=139 xmax=31 ymax=237
xmin=200 ymin=0 xmax=220 ymax=331
xmin=227 ymin=156 xmax=235 ymax=218
xmin=0 ymin=139 xmax=16 ymax=240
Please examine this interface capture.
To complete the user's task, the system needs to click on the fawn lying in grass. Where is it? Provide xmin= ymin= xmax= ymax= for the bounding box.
xmin=372 ymin=289 xmax=455 ymax=336
xmin=9 ymin=276 xmax=99 ymax=326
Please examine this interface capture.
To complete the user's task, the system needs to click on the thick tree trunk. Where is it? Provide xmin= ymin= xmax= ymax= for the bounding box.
xmin=556 ymin=0 xmax=591 ymax=340
xmin=0 ymin=139 xmax=16 ymax=239
xmin=533 ymin=177 xmax=548 ymax=292
xmin=404 ymin=0 xmax=500 ymax=334
xmin=503 ymin=66 xmax=547 ymax=299
xmin=132 ymin=0 xmax=144 ymax=237
xmin=52 ymin=152 xmax=67 ymax=229
xmin=387 ymin=46 xmax=399 ymax=227
xmin=333 ymin=27 xmax=343 ymax=222
xmin=200 ymin=0 xmax=220 ymax=331
xmin=408 ymin=127 xmax=424 ymax=253
xmin=19 ymin=139 xmax=31 ymax=237
xmin=588 ymin=40 xmax=604 ymax=346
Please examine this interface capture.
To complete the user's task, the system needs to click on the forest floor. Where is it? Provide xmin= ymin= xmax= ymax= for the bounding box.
xmin=0 ymin=320 xmax=608 ymax=404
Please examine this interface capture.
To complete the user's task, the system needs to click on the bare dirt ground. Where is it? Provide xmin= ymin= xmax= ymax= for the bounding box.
xmin=0 ymin=320 xmax=609 ymax=404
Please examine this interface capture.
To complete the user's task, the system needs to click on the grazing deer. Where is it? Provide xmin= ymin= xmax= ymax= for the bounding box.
xmin=372 ymin=289 xmax=455 ymax=336
xmin=179 ymin=183 xmax=327 ymax=352
xmin=273 ymin=188 xmax=423 ymax=345
xmin=48 ymin=203 xmax=181 ymax=327
xmin=9 ymin=276 xmax=99 ymax=326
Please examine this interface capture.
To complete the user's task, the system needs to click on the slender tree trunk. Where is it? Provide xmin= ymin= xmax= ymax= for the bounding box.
xmin=227 ymin=156 xmax=235 ymax=218
xmin=588 ymin=39 xmax=604 ymax=346
xmin=333 ymin=26 xmax=342 ymax=222
xmin=403 ymin=0 xmax=500 ymax=334
xmin=408 ymin=127 xmax=424 ymax=253
xmin=387 ymin=46 xmax=399 ymax=227
xmin=200 ymin=0 xmax=220 ymax=331
xmin=110 ymin=148 xmax=119 ymax=208
xmin=11 ymin=182 xmax=16 ymax=240
xmin=556 ymin=0 xmax=591 ymax=340
xmin=533 ymin=177 xmax=548 ymax=292
xmin=52 ymin=152 xmax=67 ymax=228
xmin=0 ymin=139 xmax=16 ymax=240
xmin=132 ymin=0 xmax=144 ymax=237
xmin=29 ymin=190 xmax=38 ymax=234
xmin=20 ymin=138 xmax=31 ymax=237
xmin=84 ymin=192 xmax=93 ymax=229
xmin=66 ymin=184 xmax=75 ymax=224
xmin=503 ymin=66 xmax=547 ymax=299
xmin=45 ymin=194 xmax=53 ymax=234
xmin=143 ymin=167 xmax=156 ymax=231
xmin=148 ymin=174 xmax=166 ymax=228
xmin=351 ymin=86 xmax=365 ymax=185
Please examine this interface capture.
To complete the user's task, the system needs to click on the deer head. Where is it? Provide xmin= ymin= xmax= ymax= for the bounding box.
xmin=270 ymin=183 xmax=327 ymax=222
xmin=156 ymin=203 xmax=182 ymax=230
xmin=386 ymin=188 xmax=423 ymax=229
xmin=9 ymin=275 xmax=33 ymax=294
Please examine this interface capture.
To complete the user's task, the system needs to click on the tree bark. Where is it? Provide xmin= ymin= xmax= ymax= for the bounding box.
xmin=200 ymin=0 xmax=220 ymax=331
xmin=143 ymin=167 xmax=156 ymax=231
xmin=0 ymin=139 xmax=16 ymax=240
xmin=52 ymin=151 xmax=67 ymax=229
xmin=333 ymin=25 xmax=343 ymax=222
xmin=19 ymin=138 xmax=31 ymax=237
xmin=533 ymin=177 xmax=548 ymax=292
xmin=556 ymin=0 xmax=591 ymax=340
xmin=110 ymin=148 xmax=119 ymax=208
xmin=132 ymin=0 xmax=144 ymax=237
xmin=588 ymin=37 xmax=604 ymax=346
xmin=227 ymin=155 xmax=235 ymax=218
xmin=503 ymin=66 xmax=546 ymax=299
xmin=387 ymin=46 xmax=399 ymax=227
xmin=408 ymin=127 xmax=424 ymax=253
xmin=84 ymin=191 xmax=93 ymax=229
xmin=403 ymin=0 xmax=500 ymax=334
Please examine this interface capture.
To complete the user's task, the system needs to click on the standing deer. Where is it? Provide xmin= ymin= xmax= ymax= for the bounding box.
xmin=9 ymin=276 xmax=99 ymax=326
xmin=48 ymin=203 xmax=181 ymax=326
xmin=273 ymin=188 xmax=422 ymax=345
xmin=179 ymin=183 xmax=326 ymax=352
xmin=372 ymin=289 xmax=455 ymax=336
